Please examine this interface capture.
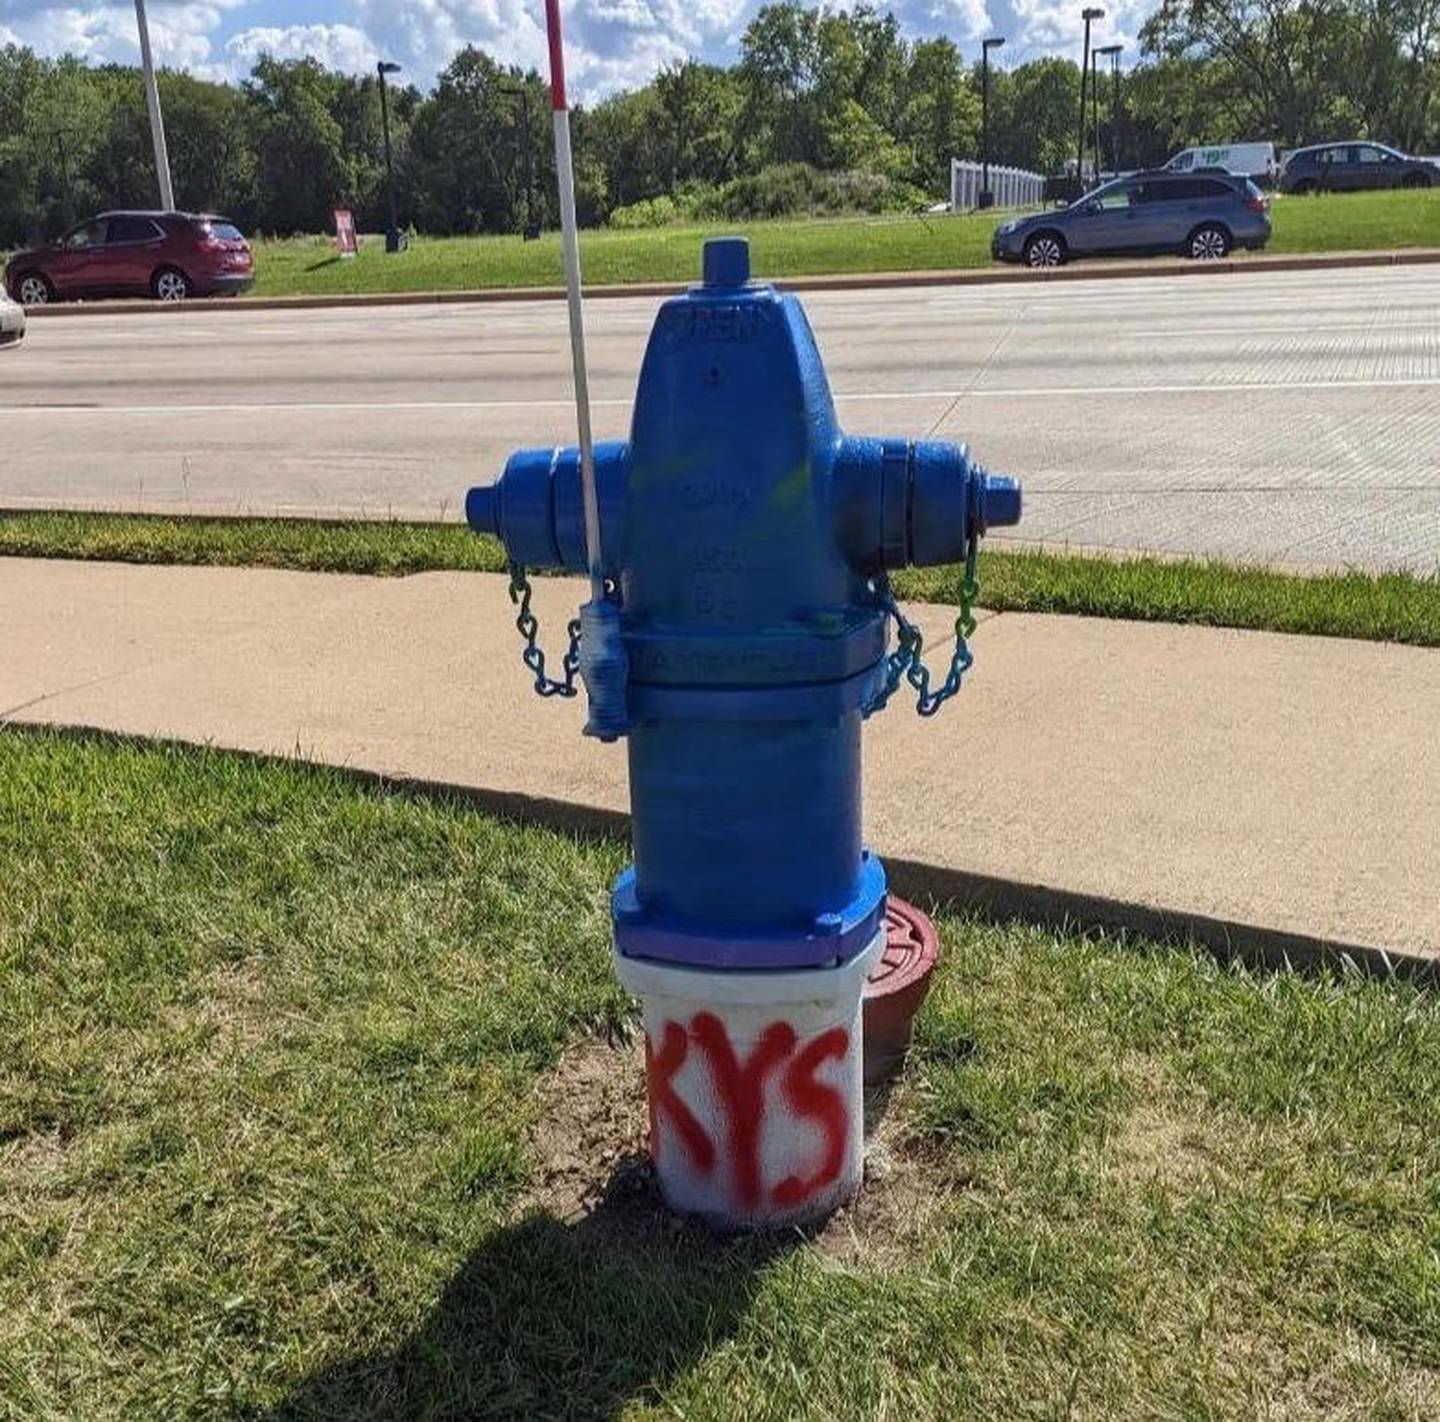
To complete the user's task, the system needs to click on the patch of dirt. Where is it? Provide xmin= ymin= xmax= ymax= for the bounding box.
xmin=525 ymin=1032 xmax=651 ymax=1225
xmin=522 ymin=1036 xmax=971 ymax=1264
xmin=815 ymin=1078 xmax=976 ymax=1268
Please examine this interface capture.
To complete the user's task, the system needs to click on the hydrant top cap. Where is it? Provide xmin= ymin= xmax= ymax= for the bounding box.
xmin=702 ymin=236 xmax=751 ymax=289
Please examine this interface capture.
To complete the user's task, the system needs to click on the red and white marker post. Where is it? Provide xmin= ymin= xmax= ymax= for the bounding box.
xmin=543 ymin=0 xmax=629 ymax=743
xmin=543 ymin=0 xmax=604 ymax=603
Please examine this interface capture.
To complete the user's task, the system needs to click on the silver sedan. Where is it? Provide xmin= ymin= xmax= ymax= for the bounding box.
xmin=0 ymin=288 xmax=25 ymax=348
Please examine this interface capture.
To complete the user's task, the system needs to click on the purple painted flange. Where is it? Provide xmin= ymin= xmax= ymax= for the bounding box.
xmin=612 ymin=853 xmax=887 ymax=970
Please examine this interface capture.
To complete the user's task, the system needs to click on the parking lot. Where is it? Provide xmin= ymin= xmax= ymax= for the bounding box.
xmin=4 ymin=262 xmax=1439 ymax=570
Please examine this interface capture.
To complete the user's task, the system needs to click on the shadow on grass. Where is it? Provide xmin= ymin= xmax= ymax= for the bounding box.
xmin=305 ymin=255 xmax=344 ymax=273
xmin=262 ymin=1156 xmax=791 ymax=1422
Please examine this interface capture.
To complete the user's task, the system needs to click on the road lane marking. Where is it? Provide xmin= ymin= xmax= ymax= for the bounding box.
xmin=5 ymin=372 xmax=1440 ymax=416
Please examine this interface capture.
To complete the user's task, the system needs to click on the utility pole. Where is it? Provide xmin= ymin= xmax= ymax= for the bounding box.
xmin=1096 ymin=45 xmax=1123 ymax=175
xmin=134 ymin=0 xmax=175 ymax=210
xmin=1077 ymin=7 xmax=1104 ymax=189
xmin=979 ymin=36 xmax=1005 ymax=209
xmin=377 ymin=61 xmax=406 ymax=253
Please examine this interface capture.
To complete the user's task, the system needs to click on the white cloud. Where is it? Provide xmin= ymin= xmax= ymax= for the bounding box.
xmin=226 ymin=21 xmax=378 ymax=73
xmin=344 ymin=0 xmax=549 ymax=86
xmin=927 ymin=0 xmax=993 ymax=41
xmin=1006 ymin=0 xmax=1144 ymax=58
xmin=0 ymin=0 xmax=1152 ymax=97
xmin=342 ymin=0 xmax=755 ymax=99
xmin=0 ymin=1 xmax=245 ymax=70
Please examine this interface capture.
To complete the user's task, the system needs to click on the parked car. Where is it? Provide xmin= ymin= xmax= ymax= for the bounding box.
xmin=3 ymin=211 xmax=253 ymax=305
xmin=992 ymin=171 xmax=1271 ymax=268
xmin=1165 ymin=142 xmax=1277 ymax=182
xmin=1278 ymin=143 xmax=1439 ymax=194
xmin=0 ymin=287 xmax=25 ymax=347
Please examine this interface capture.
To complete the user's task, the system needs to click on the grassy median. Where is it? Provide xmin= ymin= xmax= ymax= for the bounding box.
xmin=241 ymin=188 xmax=1440 ymax=298
xmin=2 ymin=726 xmax=1439 ymax=1419
xmin=3 ymin=510 xmax=1438 ymax=648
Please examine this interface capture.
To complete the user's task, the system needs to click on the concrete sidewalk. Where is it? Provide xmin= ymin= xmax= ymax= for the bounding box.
xmin=3 ymin=558 xmax=1438 ymax=966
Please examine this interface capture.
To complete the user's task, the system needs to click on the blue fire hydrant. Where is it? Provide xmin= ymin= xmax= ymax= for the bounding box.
xmin=468 ymin=237 xmax=1020 ymax=1227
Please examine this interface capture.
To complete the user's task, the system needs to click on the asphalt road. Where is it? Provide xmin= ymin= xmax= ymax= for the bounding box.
xmin=5 ymin=265 xmax=1439 ymax=570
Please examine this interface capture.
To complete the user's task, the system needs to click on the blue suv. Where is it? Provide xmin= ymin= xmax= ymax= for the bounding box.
xmin=992 ymin=171 xmax=1272 ymax=268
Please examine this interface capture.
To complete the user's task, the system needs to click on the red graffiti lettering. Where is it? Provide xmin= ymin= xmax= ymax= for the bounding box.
xmin=690 ymin=1012 xmax=796 ymax=1211
xmin=645 ymin=1022 xmax=715 ymax=1175
xmin=772 ymin=1027 xmax=851 ymax=1207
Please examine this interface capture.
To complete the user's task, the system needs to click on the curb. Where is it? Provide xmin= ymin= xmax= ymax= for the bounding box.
xmin=22 ymin=247 xmax=1440 ymax=318
xmin=15 ymin=723 xmax=1433 ymax=980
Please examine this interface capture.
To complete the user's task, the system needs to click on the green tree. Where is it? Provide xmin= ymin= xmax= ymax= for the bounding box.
xmin=408 ymin=49 xmax=564 ymax=234
xmin=988 ymin=57 xmax=1083 ymax=174
xmin=1140 ymin=0 xmax=1355 ymax=145
xmin=590 ymin=85 xmax=671 ymax=208
xmin=244 ymin=57 xmax=355 ymax=234
xmin=162 ymin=71 xmax=257 ymax=221
xmin=898 ymin=37 xmax=980 ymax=193
xmin=654 ymin=61 xmax=747 ymax=188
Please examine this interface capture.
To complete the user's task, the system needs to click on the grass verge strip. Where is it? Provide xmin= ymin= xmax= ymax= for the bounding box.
xmin=232 ymin=189 xmax=1440 ymax=298
xmin=3 ymin=725 xmax=1439 ymax=1420
xmin=6 ymin=510 xmax=1439 ymax=647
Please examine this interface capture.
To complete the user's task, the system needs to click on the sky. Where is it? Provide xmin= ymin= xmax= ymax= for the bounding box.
xmin=0 ymin=0 xmax=1153 ymax=100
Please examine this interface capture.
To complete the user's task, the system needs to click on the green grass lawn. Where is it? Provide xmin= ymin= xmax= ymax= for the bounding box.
xmin=3 ymin=727 xmax=1439 ymax=1419
xmin=4 ymin=511 xmax=1439 ymax=647
xmin=244 ymin=188 xmax=1440 ymax=298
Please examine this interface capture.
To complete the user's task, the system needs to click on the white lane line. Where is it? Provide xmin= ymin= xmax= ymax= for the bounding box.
xmin=5 ymin=372 xmax=1440 ymax=416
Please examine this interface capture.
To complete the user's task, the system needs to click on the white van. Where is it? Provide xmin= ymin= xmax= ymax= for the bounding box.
xmin=1165 ymin=142 xmax=1277 ymax=181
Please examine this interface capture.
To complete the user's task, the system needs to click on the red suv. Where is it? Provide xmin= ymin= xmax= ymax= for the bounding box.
xmin=4 ymin=211 xmax=254 ymax=305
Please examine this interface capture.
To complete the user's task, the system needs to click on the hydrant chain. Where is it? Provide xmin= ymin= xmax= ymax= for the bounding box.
xmin=507 ymin=562 xmax=583 ymax=699
xmin=862 ymin=535 xmax=982 ymax=719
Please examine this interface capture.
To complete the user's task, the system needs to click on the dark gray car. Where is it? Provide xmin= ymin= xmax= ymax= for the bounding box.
xmin=1279 ymin=142 xmax=1438 ymax=194
xmin=992 ymin=171 xmax=1272 ymax=268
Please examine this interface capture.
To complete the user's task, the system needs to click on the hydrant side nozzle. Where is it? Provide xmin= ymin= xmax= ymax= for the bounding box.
xmin=465 ymin=441 xmax=630 ymax=576
xmin=465 ymin=484 xmax=500 ymax=538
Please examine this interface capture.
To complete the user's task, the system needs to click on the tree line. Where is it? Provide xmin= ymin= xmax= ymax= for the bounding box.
xmin=1 ymin=0 xmax=1436 ymax=247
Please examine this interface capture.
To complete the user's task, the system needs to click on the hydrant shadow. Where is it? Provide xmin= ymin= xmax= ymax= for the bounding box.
xmin=262 ymin=1154 xmax=797 ymax=1422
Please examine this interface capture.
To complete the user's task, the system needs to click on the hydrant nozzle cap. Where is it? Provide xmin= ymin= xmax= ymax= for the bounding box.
xmin=702 ymin=237 xmax=750 ymax=289
xmin=979 ymin=473 xmax=1022 ymax=532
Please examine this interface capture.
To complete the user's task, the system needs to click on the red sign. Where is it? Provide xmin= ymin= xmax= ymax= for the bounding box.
xmin=334 ymin=209 xmax=357 ymax=258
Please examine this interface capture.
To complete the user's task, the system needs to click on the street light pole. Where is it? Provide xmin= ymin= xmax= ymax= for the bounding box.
xmin=1096 ymin=45 xmax=1123 ymax=176
xmin=1077 ymin=7 xmax=1104 ymax=189
xmin=1091 ymin=47 xmax=1101 ymax=178
xmin=377 ymin=61 xmax=406 ymax=254
xmin=134 ymin=0 xmax=175 ymax=211
xmin=979 ymin=36 xmax=1005 ymax=210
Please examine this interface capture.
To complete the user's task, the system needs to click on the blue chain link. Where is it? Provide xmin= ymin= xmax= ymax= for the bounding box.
xmin=508 ymin=542 xmax=979 ymax=719
xmin=507 ymin=563 xmax=582 ymax=698
xmin=862 ymin=535 xmax=980 ymax=719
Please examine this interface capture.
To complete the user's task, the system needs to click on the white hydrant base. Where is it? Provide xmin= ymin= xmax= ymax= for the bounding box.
xmin=614 ymin=930 xmax=885 ymax=1230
